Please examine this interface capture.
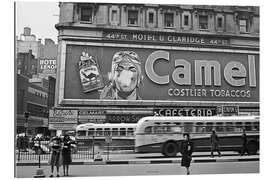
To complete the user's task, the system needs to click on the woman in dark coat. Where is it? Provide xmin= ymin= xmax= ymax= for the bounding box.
xmin=180 ymin=133 xmax=194 ymax=175
xmin=62 ymin=134 xmax=72 ymax=176
xmin=49 ymin=136 xmax=62 ymax=177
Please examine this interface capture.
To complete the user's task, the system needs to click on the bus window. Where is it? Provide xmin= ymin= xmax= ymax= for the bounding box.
xmin=104 ymin=128 xmax=111 ymax=136
xmin=96 ymin=128 xmax=103 ymax=136
xmin=171 ymin=126 xmax=182 ymax=133
xmin=127 ymin=128 xmax=134 ymax=136
xmin=206 ymin=122 xmax=213 ymax=132
xmin=112 ymin=128 xmax=118 ymax=136
xmin=164 ymin=126 xmax=172 ymax=133
xmin=225 ymin=122 xmax=233 ymax=132
xmin=195 ymin=122 xmax=205 ymax=133
xmin=215 ymin=122 xmax=224 ymax=132
xmin=244 ymin=122 xmax=252 ymax=131
xmin=154 ymin=126 xmax=164 ymax=134
xmin=253 ymin=122 xmax=259 ymax=131
xmin=184 ymin=122 xmax=193 ymax=133
xmin=88 ymin=128 xmax=95 ymax=136
xmin=120 ymin=128 xmax=126 ymax=136
xmin=144 ymin=126 xmax=152 ymax=134
xmin=235 ymin=122 xmax=243 ymax=132
xmin=77 ymin=130 xmax=86 ymax=136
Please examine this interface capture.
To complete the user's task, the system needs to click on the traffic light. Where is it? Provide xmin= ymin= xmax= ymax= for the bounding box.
xmin=24 ymin=111 xmax=30 ymax=119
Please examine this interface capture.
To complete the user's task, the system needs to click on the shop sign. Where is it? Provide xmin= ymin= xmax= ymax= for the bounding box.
xmin=222 ymin=105 xmax=239 ymax=116
xmin=49 ymin=123 xmax=77 ymax=130
xmin=154 ymin=107 xmax=217 ymax=116
xmin=38 ymin=59 xmax=57 ymax=75
xmin=103 ymin=31 xmax=229 ymax=46
xmin=78 ymin=109 xmax=105 ymax=116
xmin=49 ymin=109 xmax=78 ymax=118
xmin=106 ymin=114 xmax=145 ymax=123
xmin=49 ymin=109 xmax=78 ymax=124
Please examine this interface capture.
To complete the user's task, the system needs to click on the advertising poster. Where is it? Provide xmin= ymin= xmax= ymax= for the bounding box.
xmin=63 ymin=44 xmax=259 ymax=103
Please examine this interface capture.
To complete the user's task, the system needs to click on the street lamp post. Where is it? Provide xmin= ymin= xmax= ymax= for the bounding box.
xmin=24 ymin=111 xmax=30 ymax=137
xmin=24 ymin=111 xmax=30 ymax=151
xmin=33 ymin=137 xmax=45 ymax=178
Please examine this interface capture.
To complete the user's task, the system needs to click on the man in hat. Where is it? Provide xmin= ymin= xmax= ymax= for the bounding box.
xmin=100 ymin=51 xmax=143 ymax=100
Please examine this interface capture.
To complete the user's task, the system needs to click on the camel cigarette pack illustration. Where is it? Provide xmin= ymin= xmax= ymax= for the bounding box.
xmin=78 ymin=52 xmax=104 ymax=93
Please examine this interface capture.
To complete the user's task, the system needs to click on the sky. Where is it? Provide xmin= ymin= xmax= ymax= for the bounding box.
xmin=16 ymin=1 xmax=59 ymax=43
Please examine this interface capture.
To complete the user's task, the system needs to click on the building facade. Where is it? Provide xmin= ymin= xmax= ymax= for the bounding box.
xmin=54 ymin=3 xmax=259 ymax=133
xmin=16 ymin=74 xmax=56 ymax=136
xmin=17 ymin=27 xmax=58 ymax=79
xmin=17 ymin=50 xmax=38 ymax=78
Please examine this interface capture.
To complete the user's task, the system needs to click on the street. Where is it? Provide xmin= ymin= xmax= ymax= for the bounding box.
xmin=15 ymin=161 xmax=259 ymax=177
xmin=15 ymin=152 xmax=259 ymax=178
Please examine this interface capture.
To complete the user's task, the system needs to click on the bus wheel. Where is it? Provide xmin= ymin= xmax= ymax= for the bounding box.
xmin=247 ymin=140 xmax=258 ymax=155
xmin=162 ymin=141 xmax=178 ymax=157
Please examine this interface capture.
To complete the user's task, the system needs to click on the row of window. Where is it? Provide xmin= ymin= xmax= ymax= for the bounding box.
xmin=77 ymin=127 xmax=136 ymax=137
xmin=144 ymin=122 xmax=259 ymax=134
xmin=27 ymin=103 xmax=48 ymax=118
xmin=79 ymin=6 xmax=251 ymax=33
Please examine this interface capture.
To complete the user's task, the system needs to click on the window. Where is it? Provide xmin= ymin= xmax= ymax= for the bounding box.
xmin=253 ymin=122 xmax=259 ymax=131
xmin=127 ymin=128 xmax=134 ymax=136
xmin=184 ymin=15 xmax=189 ymax=26
xmin=199 ymin=15 xmax=208 ymax=30
xmin=77 ymin=130 xmax=86 ymax=136
xmin=128 ymin=10 xmax=139 ymax=25
xmin=120 ymin=128 xmax=126 ymax=136
xmin=239 ymin=19 xmax=248 ymax=33
xmin=184 ymin=122 xmax=193 ymax=133
xmin=112 ymin=128 xmax=118 ymax=136
xmin=244 ymin=122 xmax=252 ymax=131
xmin=88 ymin=128 xmax=94 ymax=136
xmin=145 ymin=126 xmax=152 ymax=134
xmin=215 ymin=122 xmax=224 ymax=132
xmin=149 ymin=12 xmax=154 ymax=24
xmin=154 ymin=126 xmax=164 ymax=134
xmin=206 ymin=122 xmax=213 ymax=132
xmin=217 ymin=17 xmax=223 ymax=28
xmin=80 ymin=6 xmax=92 ymax=22
xmin=195 ymin=122 xmax=205 ymax=133
xmin=96 ymin=128 xmax=103 ymax=136
xmin=171 ymin=126 xmax=182 ymax=133
xmin=111 ymin=10 xmax=117 ymax=21
xmin=235 ymin=122 xmax=243 ymax=132
xmin=104 ymin=128 xmax=111 ymax=136
xmin=225 ymin=122 xmax=234 ymax=132
xmin=164 ymin=13 xmax=174 ymax=27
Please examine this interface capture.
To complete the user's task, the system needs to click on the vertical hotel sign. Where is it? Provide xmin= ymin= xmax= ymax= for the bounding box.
xmin=49 ymin=109 xmax=78 ymax=130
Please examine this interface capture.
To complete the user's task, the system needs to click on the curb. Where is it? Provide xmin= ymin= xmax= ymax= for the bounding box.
xmin=16 ymin=157 xmax=259 ymax=166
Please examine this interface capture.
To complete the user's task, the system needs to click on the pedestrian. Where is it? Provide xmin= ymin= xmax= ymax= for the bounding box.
xmin=49 ymin=136 xmax=62 ymax=177
xmin=240 ymin=128 xmax=249 ymax=156
xmin=62 ymin=134 xmax=72 ymax=176
xmin=180 ymin=133 xmax=194 ymax=175
xmin=210 ymin=129 xmax=221 ymax=157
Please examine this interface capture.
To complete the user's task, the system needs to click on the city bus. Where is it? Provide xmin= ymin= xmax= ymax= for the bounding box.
xmin=135 ymin=116 xmax=259 ymax=157
xmin=76 ymin=123 xmax=137 ymax=150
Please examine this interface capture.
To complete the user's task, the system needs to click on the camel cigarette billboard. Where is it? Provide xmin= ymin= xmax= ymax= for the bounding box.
xmin=58 ymin=43 xmax=259 ymax=104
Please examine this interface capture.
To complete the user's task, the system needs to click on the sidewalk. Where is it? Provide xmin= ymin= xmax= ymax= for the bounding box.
xmin=16 ymin=151 xmax=259 ymax=166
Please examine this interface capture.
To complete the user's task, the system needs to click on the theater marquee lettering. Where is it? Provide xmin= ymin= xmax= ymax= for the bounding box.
xmin=103 ymin=31 xmax=229 ymax=46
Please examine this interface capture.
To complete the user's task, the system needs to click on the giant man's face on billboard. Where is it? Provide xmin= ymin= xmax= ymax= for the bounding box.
xmin=114 ymin=60 xmax=138 ymax=93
